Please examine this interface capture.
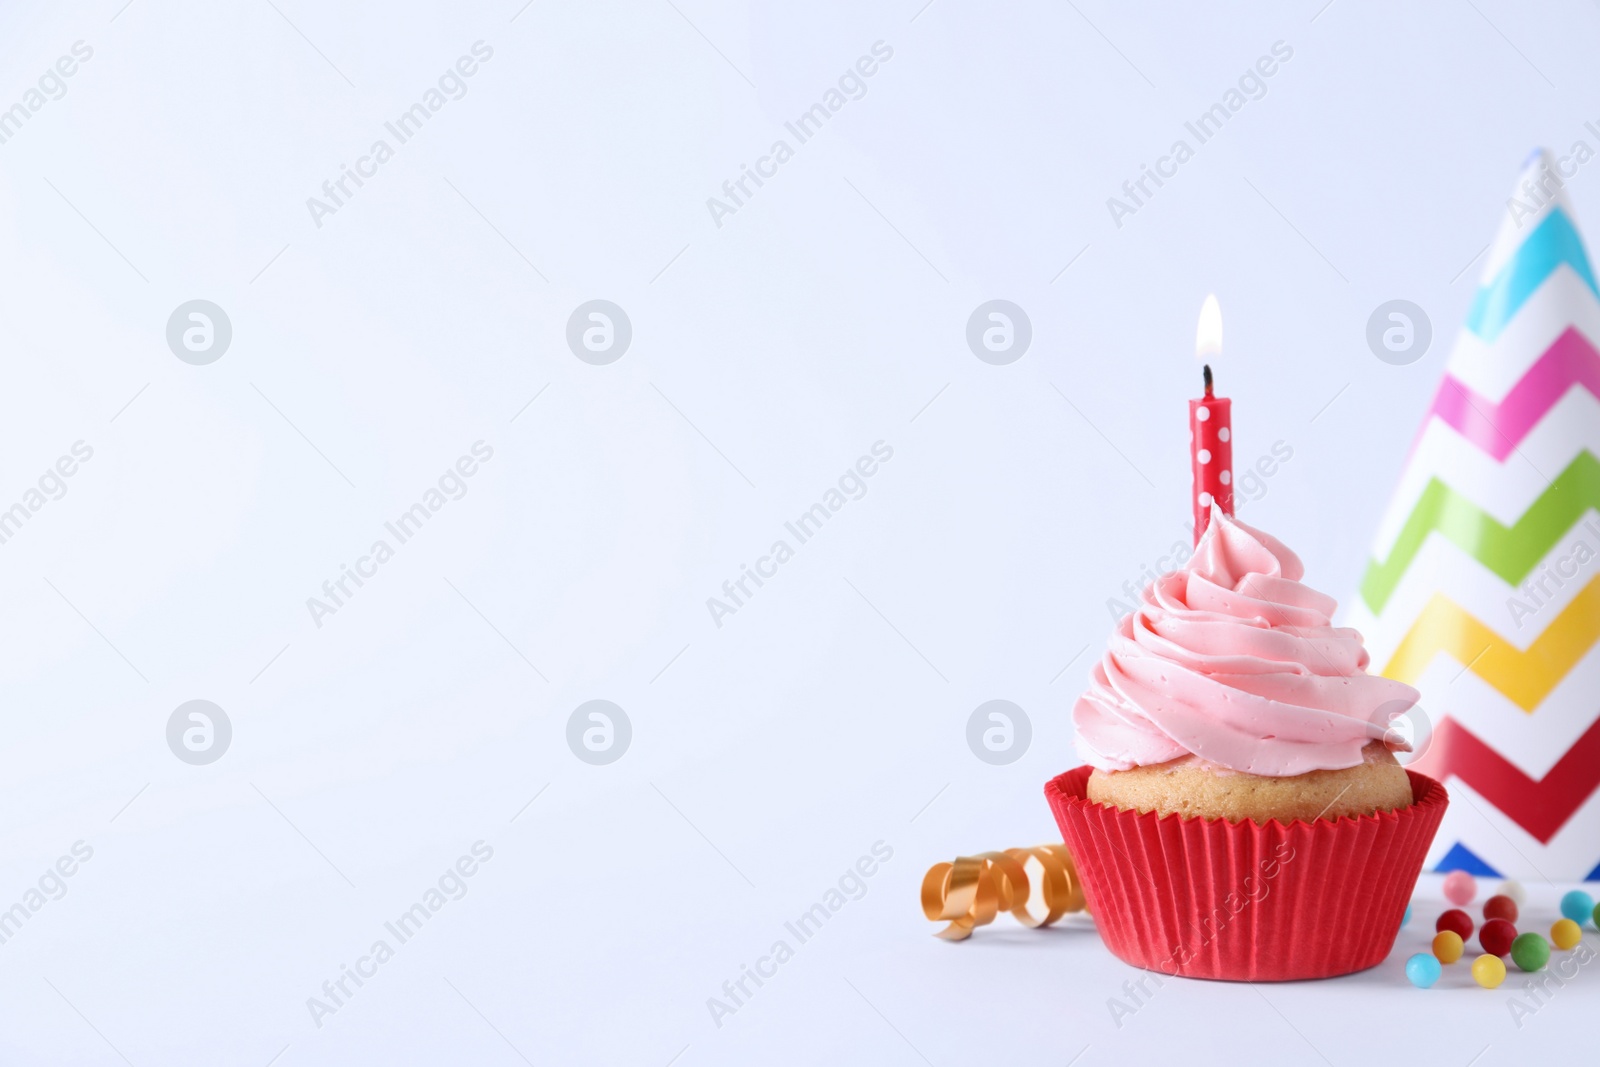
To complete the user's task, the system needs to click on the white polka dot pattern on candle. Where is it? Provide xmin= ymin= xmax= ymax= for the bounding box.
xmin=1189 ymin=393 xmax=1231 ymax=541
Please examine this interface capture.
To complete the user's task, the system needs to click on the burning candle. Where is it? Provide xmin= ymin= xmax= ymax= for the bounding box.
xmin=1190 ymin=294 xmax=1233 ymax=543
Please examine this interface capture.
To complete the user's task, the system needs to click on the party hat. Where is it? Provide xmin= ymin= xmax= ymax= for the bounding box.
xmin=1349 ymin=148 xmax=1600 ymax=880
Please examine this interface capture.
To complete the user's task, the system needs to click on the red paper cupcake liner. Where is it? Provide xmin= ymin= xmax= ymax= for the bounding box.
xmin=1044 ymin=766 xmax=1448 ymax=981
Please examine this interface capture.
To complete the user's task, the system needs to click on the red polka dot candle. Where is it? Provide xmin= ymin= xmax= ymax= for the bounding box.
xmin=1190 ymin=294 xmax=1234 ymax=544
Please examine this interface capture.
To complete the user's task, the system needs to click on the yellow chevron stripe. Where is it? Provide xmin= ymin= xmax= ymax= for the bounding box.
xmin=1381 ymin=575 xmax=1600 ymax=711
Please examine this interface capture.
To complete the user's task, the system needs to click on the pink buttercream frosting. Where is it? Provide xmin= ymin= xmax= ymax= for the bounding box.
xmin=1073 ymin=510 xmax=1419 ymax=776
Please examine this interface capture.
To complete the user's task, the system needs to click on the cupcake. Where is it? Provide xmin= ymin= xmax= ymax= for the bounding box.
xmin=1045 ymin=510 xmax=1447 ymax=980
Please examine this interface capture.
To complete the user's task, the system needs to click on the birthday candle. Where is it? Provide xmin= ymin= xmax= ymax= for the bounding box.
xmin=1190 ymin=294 xmax=1234 ymax=543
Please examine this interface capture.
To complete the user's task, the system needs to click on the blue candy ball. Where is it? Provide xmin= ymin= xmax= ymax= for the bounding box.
xmin=1402 ymin=904 xmax=1412 ymax=928
xmin=1560 ymin=890 xmax=1595 ymax=924
xmin=1406 ymin=952 xmax=1442 ymax=988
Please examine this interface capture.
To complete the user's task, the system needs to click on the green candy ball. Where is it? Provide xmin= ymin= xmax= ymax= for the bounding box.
xmin=1512 ymin=932 xmax=1551 ymax=972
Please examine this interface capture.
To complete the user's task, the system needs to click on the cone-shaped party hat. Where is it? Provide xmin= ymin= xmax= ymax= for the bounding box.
xmin=1349 ymin=148 xmax=1600 ymax=880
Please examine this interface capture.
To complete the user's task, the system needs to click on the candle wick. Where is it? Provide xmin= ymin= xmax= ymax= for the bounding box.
xmin=1202 ymin=363 xmax=1214 ymax=399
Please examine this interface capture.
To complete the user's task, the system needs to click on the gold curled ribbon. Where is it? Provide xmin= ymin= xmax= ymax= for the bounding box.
xmin=921 ymin=844 xmax=1087 ymax=941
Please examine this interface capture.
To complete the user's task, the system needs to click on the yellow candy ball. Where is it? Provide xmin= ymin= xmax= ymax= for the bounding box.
xmin=1432 ymin=930 xmax=1465 ymax=963
xmin=1551 ymin=918 xmax=1583 ymax=951
xmin=1472 ymin=953 xmax=1507 ymax=989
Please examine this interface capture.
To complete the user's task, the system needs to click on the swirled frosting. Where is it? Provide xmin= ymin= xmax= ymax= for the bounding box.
xmin=1073 ymin=510 xmax=1418 ymax=776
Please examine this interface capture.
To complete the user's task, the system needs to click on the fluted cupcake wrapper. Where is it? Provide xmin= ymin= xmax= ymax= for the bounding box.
xmin=1044 ymin=766 xmax=1448 ymax=981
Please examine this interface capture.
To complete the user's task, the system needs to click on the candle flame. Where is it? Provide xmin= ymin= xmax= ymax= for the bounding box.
xmin=1195 ymin=294 xmax=1222 ymax=363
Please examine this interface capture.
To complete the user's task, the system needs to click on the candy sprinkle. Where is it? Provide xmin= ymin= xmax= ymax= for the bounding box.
xmin=1560 ymin=890 xmax=1594 ymax=925
xmin=1432 ymin=930 xmax=1464 ymax=964
xmin=1511 ymin=932 xmax=1550 ymax=972
xmin=1472 ymin=954 xmax=1507 ymax=989
xmin=1483 ymin=894 xmax=1518 ymax=923
xmin=1552 ymin=918 xmax=1583 ymax=950
xmin=1480 ymin=918 xmax=1517 ymax=957
xmin=1444 ymin=870 xmax=1477 ymax=906
xmin=1437 ymin=909 xmax=1475 ymax=941
xmin=1406 ymin=952 xmax=1442 ymax=988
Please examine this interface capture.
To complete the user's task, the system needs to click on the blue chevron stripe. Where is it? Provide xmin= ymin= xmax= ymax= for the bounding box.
xmin=1433 ymin=841 xmax=1502 ymax=877
xmin=1436 ymin=843 xmax=1600 ymax=881
xmin=1466 ymin=208 xmax=1599 ymax=341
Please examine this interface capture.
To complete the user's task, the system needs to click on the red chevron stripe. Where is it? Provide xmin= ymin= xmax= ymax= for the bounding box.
xmin=1411 ymin=714 xmax=1600 ymax=843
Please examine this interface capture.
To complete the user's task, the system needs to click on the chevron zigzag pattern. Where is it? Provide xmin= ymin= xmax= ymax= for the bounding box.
xmin=1434 ymin=841 xmax=1600 ymax=880
xmin=1413 ymin=326 xmax=1600 ymax=462
xmin=1364 ymin=155 xmax=1600 ymax=880
xmin=1380 ymin=574 xmax=1600 ymax=711
xmin=1434 ymin=842 xmax=1504 ymax=877
xmin=1361 ymin=450 xmax=1600 ymax=614
xmin=1411 ymin=713 xmax=1600 ymax=843
xmin=1466 ymin=208 xmax=1599 ymax=342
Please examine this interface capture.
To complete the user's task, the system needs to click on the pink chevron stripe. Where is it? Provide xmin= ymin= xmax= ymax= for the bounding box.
xmin=1411 ymin=327 xmax=1600 ymax=462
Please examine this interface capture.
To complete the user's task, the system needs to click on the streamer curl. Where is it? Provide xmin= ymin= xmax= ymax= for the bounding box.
xmin=921 ymin=845 xmax=1087 ymax=941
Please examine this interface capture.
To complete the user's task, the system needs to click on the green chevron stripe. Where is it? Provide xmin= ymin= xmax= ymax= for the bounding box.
xmin=1361 ymin=450 xmax=1600 ymax=614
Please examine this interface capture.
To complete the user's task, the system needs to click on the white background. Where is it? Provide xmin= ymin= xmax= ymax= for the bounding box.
xmin=0 ymin=1 xmax=1596 ymax=1064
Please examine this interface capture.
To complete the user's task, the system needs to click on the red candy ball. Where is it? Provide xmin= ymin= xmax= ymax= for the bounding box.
xmin=1437 ymin=909 xmax=1475 ymax=941
xmin=1480 ymin=917 xmax=1517 ymax=956
xmin=1483 ymin=894 xmax=1519 ymax=924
